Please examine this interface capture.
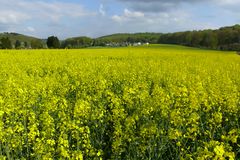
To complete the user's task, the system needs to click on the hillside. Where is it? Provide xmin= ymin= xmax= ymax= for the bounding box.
xmin=0 ymin=32 xmax=41 ymax=43
xmin=60 ymin=33 xmax=162 ymax=48
xmin=0 ymin=32 xmax=44 ymax=49
xmin=1 ymin=24 xmax=240 ymax=50
xmin=97 ymin=33 xmax=162 ymax=43
xmin=92 ymin=25 xmax=240 ymax=51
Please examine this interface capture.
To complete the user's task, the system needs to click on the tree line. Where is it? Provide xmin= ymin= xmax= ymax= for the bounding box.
xmin=158 ymin=25 xmax=240 ymax=51
xmin=1 ymin=24 xmax=240 ymax=50
xmin=0 ymin=33 xmax=161 ymax=49
xmin=45 ymin=25 xmax=240 ymax=51
xmin=0 ymin=37 xmax=45 ymax=49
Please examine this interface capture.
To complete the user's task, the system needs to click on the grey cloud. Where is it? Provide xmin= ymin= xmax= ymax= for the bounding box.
xmin=117 ymin=0 xmax=207 ymax=3
xmin=118 ymin=0 xmax=195 ymax=3
xmin=116 ymin=0 xmax=212 ymax=12
xmin=128 ymin=2 xmax=177 ymax=13
xmin=217 ymin=0 xmax=240 ymax=11
xmin=117 ymin=0 xmax=240 ymax=13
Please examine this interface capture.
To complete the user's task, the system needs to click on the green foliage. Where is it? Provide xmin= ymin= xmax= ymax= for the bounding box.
xmin=24 ymin=41 xmax=28 ymax=48
xmin=15 ymin=40 xmax=21 ymax=49
xmin=96 ymin=33 xmax=162 ymax=46
xmin=0 ymin=32 xmax=41 ymax=49
xmin=61 ymin=36 xmax=93 ymax=48
xmin=158 ymin=24 xmax=240 ymax=51
xmin=1 ymin=24 xmax=240 ymax=51
xmin=0 ymin=37 xmax=12 ymax=49
xmin=47 ymin=36 xmax=60 ymax=49
xmin=201 ymin=30 xmax=218 ymax=49
xmin=30 ymin=40 xmax=44 ymax=49
xmin=0 ymin=45 xmax=239 ymax=159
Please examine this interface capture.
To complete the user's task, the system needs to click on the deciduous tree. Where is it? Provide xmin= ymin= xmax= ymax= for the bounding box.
xmin=47 ymin=36 xmax=60 ymax=49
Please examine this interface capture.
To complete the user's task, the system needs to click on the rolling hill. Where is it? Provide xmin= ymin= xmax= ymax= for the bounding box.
xmin=0 ymin=32 xmax=40 ymax=43
xmin=0 ymin=32 xmax=44 ymax=48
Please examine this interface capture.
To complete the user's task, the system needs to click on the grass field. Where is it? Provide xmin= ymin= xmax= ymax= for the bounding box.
xmin=0 ymin=44 xmax=239 ymax=159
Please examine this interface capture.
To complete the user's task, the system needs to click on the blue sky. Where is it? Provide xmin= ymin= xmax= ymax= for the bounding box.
xmin=0 ymin=0 xmax=239 ymax=39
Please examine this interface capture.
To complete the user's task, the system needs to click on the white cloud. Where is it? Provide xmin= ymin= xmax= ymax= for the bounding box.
xmin=0 ymin=10 xmax=30 ymax=24
xmin=99 ymin=4 xmax=106 ymax=16
xmin=124 ymin=9 xmax=144 ymax=18
xmin=217 ymin=0 xmax=240 ymax=5
xmin=109 ymin=7 xmax=219 ymax=34
xmin=0 ymin=0 xmax=96 ymax=38
xmin=17 ymin=1 xmax=95 ymax=21
xmin=0 ymin=0 xmax=95 ymax=23
xmin=25 ymin=26 xmax=35 ymax=32
xmin=112 ymin=9 xmax=144 ymax=22
xmin=112 ymin=15 xmax=123 ymax=23
xmin=111 ymin=8 xmax=185 ymax=26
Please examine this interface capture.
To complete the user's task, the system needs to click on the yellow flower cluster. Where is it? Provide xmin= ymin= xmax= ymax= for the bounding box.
xmin=0 ymin=45 xmax=239 ymax=159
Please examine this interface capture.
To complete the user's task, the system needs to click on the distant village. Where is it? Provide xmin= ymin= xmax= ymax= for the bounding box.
xmin=105 ymin=42 xmax=149 ymax=47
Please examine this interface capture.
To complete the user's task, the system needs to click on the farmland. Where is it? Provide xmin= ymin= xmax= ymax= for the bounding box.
xmin=0 ymin=44 xmax=239 ymax=159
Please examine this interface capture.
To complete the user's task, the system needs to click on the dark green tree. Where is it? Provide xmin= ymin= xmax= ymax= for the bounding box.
xmin=31 ymin=40 xmax=43 ymax=49
xmin=191 ymin=31 xmax=203 ymax=47
xmin=47 ymin=36 xmax=60 ymax=49
xmin=201 ymin=31 xmax=218 ymax=49
xmin=24 ymin=42 xmax=28 ymax=48
xmin=61 ymin=37 xmax=93 ymax=48
xmin=15 ymin=40 xmax=21 ymax=49
xmin=127 ymin=37 xmax=134 ymax=43
xmin=0 ymin=37 xmax=12 ymax=49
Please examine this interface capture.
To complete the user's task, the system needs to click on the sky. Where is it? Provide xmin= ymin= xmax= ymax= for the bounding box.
xmin=0 ymin=0 xmax=240 ymax=39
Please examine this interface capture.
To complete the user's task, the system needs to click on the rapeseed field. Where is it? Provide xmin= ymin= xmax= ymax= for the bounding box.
xmin=0 ymin=44 xmax=239 ymax=159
